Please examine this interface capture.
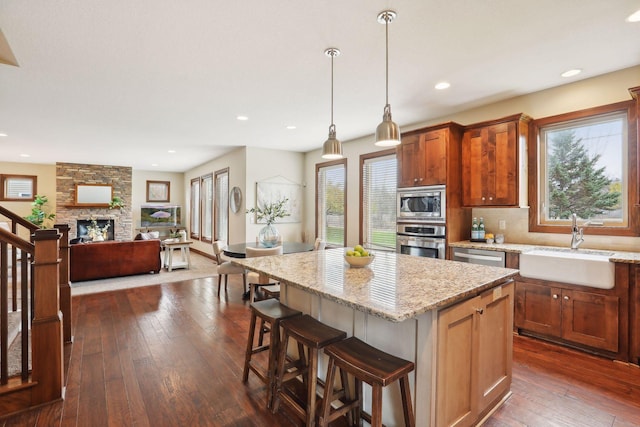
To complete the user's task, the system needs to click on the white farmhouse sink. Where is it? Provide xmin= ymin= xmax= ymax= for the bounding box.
xmin=519 ymin=248 xmax=615 ymax=289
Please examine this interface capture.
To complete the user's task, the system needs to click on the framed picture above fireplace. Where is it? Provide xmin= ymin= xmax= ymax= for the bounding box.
xmin=75 ymin=184 xmax=113 ymax=206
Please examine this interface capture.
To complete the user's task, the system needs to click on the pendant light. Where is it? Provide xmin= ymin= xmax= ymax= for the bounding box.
xmin=375 ymin=10 xmax=400 ymax=147
xmin=321 ymin=48 xmax=343 ymax=159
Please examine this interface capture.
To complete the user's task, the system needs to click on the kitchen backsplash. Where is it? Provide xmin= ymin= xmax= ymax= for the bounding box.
xmin=471 ymin=207 xmax=639 ymax=253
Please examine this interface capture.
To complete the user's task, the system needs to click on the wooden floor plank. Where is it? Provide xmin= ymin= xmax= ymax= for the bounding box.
xmin=2 ymin=276 xmax=639 ymax=426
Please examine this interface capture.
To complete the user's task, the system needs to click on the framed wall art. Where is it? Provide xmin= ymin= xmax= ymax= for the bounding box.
xmin=146 ymin=180 xmax=170 ymax=202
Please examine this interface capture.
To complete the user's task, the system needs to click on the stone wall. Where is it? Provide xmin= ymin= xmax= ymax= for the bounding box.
xmin=56 ymin=163 xmax=132 ymax=241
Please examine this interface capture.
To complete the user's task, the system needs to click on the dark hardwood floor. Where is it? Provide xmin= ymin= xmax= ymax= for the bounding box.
xmin=2 ymin=276 xmax=639 ymax=426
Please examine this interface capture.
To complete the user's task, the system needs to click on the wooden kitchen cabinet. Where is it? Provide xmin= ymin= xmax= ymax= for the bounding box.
xmin=515 ymin=263 xmax=629 ymax=360
xmin=436 ymin=281 xmax=513 ymax=427
xmin=461 ymin=114 xmax=530 ymax=206
xmin=397 ymin=124 xmax=462 ymax=188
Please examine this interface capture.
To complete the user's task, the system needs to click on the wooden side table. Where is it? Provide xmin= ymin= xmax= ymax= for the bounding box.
xmin=162 ymin=239 xmax=193 ymax=272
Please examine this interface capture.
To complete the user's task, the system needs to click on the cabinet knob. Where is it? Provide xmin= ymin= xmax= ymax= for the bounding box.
xmin=552 ymin=294 xmax=559 ymax=299
xmin=563 ymin=295 xmax=570 ymax=301
xmin=489 ymin=196 xmax=493 ymax=201
xmin=482 ymin=196 xmax=486 ymax=201
xmin=419 ymin=178 xmax=423 ymax=182
xmin=475 ymin=308 xmax=484 ymax=315
xmin=414 ymin=178 xmax=418 ymax=183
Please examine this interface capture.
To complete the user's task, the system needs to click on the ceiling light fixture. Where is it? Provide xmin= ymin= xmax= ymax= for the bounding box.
xmin=561 ymin=69 xmax=582 ymax=78
xmin=286 ymin=125 xmax=297 ymax=130
xmin=375 ymin=10 xmax=401 ymax=147
xmin=236 ymin=115 xmax=248 ymax=121
xmin=435 ymin=81 xmax=451 ymax=90
xmin=626 ymin=9 xmax=640 ymax=22
xmin=0 ymin=133 xmax=7 ymax=137
xmin=321 ymin=47 xmax=343 ymax=159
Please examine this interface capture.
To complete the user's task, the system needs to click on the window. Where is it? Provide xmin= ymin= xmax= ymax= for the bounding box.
xmin=316 ymin=159 xmax=346 ymax=247
xmin=1 ymin=174 xmax=36 ymax=201
xmin=190 ymin=177 xmax=200 ymax=239
xmin=530 ymin=101 xmax=637 ymax=236
xmin=214 ymin=168 xmax=229 ymax=243
xmin=201 ymin=174 xmax=213 ymax=243
xmin=360 ymin=149 xmax=397 ymax=250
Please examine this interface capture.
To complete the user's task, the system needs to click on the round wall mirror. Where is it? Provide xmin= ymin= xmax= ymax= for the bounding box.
xmin=230 ymin=186 xmax=242 ymax=213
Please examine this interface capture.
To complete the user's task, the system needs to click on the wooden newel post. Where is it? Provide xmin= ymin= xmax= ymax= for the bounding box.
xmin=31 ymin=228 xmax=63 ymax=404
xmin=55 ymin=223 xmax=72 ymax=343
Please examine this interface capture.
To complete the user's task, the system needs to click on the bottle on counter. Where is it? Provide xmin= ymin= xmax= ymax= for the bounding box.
xmin=478 ymin=217 xmax=485 ymax=240
xmin=471 ymin=217 xmax=479 ymax=240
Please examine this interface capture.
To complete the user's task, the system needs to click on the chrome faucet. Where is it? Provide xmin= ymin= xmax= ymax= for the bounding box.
xmin=570 ymin=213 xmax=585 ymax=249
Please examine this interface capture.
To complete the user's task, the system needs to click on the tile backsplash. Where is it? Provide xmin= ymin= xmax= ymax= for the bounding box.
xmin=472 ymin=207 xmax=639 ymax=253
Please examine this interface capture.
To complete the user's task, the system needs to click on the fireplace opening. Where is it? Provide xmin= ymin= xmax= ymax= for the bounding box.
xmin=77 ymin=219 xmax=115 ymax=241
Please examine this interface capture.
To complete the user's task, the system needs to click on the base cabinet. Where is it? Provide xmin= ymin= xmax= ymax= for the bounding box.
xmin=515 ymin=273 xmax=627 ymax=359
xmin=436 ymin=281 xmax=514 ymax=427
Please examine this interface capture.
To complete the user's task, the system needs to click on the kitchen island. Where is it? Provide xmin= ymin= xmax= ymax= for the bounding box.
xmin=232 ymin=248 xmax=519 ymax=426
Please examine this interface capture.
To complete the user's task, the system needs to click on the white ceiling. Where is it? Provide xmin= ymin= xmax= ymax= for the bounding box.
xmin=1 ymin=0 xmax=639 ymax=172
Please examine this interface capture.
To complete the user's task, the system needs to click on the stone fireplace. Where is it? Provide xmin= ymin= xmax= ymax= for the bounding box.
xmin=56 ymin=162 xmax=133 ymax=241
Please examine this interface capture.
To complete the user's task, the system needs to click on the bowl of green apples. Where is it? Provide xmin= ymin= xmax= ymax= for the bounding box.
xmin=344 ymin=245 xmax=375 ymax=268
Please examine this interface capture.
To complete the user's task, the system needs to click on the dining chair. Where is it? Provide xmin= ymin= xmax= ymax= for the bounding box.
xmin=212 ymin=241 xmax=247 ymax=297
xmin=246 ymin=245 xmax=283 ymax=302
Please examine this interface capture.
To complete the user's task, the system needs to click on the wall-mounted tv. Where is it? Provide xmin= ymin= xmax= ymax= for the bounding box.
xmin=141 ymin=205 xmax=181 ymax=227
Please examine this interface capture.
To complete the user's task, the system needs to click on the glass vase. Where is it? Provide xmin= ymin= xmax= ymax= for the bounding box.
xmin=258 ymin=224 xmax=279 ymax=248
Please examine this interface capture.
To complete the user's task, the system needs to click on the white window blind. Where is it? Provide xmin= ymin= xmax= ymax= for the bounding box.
xmin=215 ymin=170 xmax=229 ymax=243
xmin=201 ymin=174 xmax=213 ymax=242
xmin=317 ymin=161 xmax=346 ymax=246
xmin=190 ymin=178 xmax=200 ymax=239
xmin=363 ymin=153 xmax=397 ymax=250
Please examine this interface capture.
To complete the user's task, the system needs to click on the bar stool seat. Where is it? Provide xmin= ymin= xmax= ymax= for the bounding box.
xmin=318 ymin=336 xmax=416 ymax=427
xmin=242 ymin=299 xmax=302 ymax=409
xmin=273 ymin=315 xmax=347 ymax=427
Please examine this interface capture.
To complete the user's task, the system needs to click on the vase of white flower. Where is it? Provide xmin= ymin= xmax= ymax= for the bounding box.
xmin=247 ymin=198 xmax=289 ymax=248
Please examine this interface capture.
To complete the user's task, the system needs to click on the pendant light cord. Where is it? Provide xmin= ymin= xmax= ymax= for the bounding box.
xmin=330 ymin=51 xmax=335 ymax=126
xmin=385 ymin=15 xmax=389 ymax=106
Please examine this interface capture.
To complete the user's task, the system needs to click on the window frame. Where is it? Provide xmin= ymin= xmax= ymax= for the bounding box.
xmin=1 ymin=174 xmax=37 ymax=201
xmin=359 ymin=148 xmax=397 ymax=250
xmin=316 ymin=158 xmax=347 ymax=248
xmin=190 ymin=177 xmax=201 ymax=240
xmin=200 ymin=173 xmax=213 ymax=243
xmin=214 ymin=168 xmax=229 ymax=243
xmin=528 ymin=100 xmax=638 ymax=237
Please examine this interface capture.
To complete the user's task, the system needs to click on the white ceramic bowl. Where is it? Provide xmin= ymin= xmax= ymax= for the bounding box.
xmin=344 ymin=253 xmax=375 ymax=268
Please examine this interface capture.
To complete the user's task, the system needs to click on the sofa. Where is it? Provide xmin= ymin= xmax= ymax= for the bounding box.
xmin=70 ymin=239 xmax=162 ymax=282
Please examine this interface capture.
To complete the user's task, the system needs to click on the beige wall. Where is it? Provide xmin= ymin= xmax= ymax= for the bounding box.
xmin=0 ymin=161 xmax=57 ymax=218
xmin=131 ymin=170 xmax=184 ymax=232
xmin=303 ymin=65 xmax=640 ymax=251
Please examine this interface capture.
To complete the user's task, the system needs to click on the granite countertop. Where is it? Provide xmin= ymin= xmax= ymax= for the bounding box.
xmin=231 ymin=248 xmax=518 ymax=322
xmin=449 ymin=241 xmax=640 ymax=264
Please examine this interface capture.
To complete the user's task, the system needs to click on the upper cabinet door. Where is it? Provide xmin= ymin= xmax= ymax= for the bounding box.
xmin=398 ymin=128 xmax=448 ymax=188
xmin=462 ymin=115 xmax=527 ymax=207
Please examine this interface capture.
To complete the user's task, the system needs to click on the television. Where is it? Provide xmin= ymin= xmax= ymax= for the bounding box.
xmin=140 ymin=205 xmax=181 ymax=227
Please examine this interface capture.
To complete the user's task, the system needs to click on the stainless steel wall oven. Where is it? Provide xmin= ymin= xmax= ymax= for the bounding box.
xmin=396 ymin=223 xmax=446 ymax=259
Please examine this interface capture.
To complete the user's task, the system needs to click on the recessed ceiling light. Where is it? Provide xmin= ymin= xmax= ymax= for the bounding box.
xmin=286 ymin=125 xmax=297 ymax=130
xmin=435 ymin=81 xmax=450 ymax=90
xmin=561 ymin=69 xmax=582 ymax=78
xmin=0 ymin=133 xmax=7 ymax=137
xmin=236 ymin=115 xmax=249 ymax=121
xmin=151 ymin=163 xmax=158 ymax=167
xmin=20 ymin=153 xmax=30 ymax=157
xmin=168 ymin=150 xmax=176 ymax=153
xmin=626 ymin=9 xmax=640 ymax=22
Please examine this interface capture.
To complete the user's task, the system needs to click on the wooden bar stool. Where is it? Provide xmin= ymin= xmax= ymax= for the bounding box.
xmin=272 ymin=315 xmax=347 ymax=427
xmin=242 ymin=299 xmax=302 ymax=409
xmin=318 ymin=336 xmax=416 ymax=427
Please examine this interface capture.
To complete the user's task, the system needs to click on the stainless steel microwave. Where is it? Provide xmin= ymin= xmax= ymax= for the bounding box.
xmin=397 ymin=185 xmax=446 ymax=222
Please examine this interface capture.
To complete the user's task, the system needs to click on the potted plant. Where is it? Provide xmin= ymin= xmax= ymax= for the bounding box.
xmin=247 ymin=198 xmax=289 ymax=247
xmin=24 ymin=194 xmax=56 ymax=228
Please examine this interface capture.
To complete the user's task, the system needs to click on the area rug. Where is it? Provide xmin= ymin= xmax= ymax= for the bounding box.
xmin=71 ymin=252 xmax=218 ymax=296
